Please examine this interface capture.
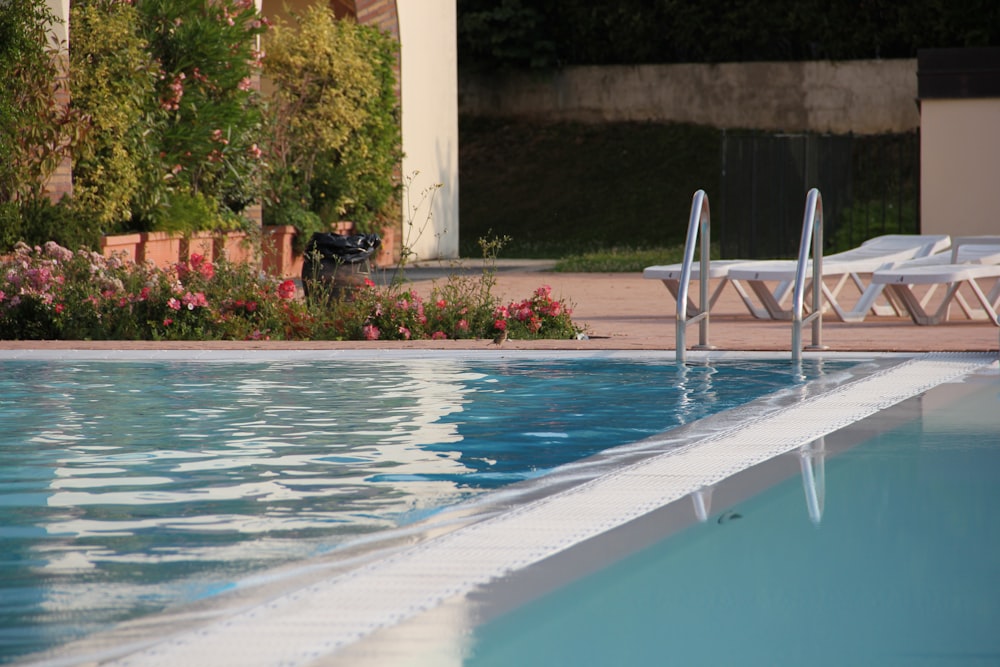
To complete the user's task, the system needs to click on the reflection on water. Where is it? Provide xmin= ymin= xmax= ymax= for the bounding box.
xmin=0 ymin=357 xmax=846 ymax=663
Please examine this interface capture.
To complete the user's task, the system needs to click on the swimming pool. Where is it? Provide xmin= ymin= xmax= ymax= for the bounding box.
xmin=0 ymin=351 xmax=860 ymax=664
xmin=458 ymin=364 xmax=1000 ymax=667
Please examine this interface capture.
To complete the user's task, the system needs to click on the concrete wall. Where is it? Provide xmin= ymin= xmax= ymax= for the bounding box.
xmin=920 ymin=98 xmax=1000 ymax=237
xmin=460 ymin=59 xmax=919 ymax=135
xmin=398 ymin=0 xmax=460 ymax=260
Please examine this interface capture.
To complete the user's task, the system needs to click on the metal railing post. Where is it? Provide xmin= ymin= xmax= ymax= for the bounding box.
xmin=791 ymin=188 xmax=827 ymax=361
xmin=676 ymin=190 xmax=714 ymax=363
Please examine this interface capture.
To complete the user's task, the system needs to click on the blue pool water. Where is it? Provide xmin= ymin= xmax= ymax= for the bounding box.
xmin=463 ymin=371 xmax=1000 ymax=667
xmin=0 ymin=356 xmax=851 ymax=663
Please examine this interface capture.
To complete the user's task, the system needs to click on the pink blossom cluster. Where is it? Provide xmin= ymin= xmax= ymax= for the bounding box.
xmin=160 ymin=72 xmax=186 ymax=111
xmin=493 ymin=285 xmax=572 ymax=336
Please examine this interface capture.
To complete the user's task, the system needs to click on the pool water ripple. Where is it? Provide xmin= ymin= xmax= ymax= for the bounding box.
xmin=1 ymin=356 xmax=851 ymax=663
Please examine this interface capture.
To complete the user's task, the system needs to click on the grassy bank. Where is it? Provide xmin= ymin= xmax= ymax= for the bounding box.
xmin=458 ymin=117 xmax=721 ymax=260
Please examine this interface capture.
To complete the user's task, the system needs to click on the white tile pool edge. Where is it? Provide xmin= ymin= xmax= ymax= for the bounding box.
xmin=27 ymin=351 xmax=984 ymax=667
xmin=0 ymin=348 xmax=896 ymax=363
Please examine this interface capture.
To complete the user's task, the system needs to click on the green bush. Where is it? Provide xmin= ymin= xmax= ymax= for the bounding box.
xmin=0 ymin=198 xmax=102 ymax=253
xmin=458 ymin=0 xmax=1000 ymax=70
xmin=134 ymin=0 xmax=267 ymax=231
xmin=0 ymin=0 xmax=83 ymax=203
xmin=69 ymin=0 xmax=158 ymax=234
xmin=262 ymin=4 xmax=401 ymax=241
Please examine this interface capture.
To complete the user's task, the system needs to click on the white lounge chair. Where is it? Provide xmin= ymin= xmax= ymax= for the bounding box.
xmin=724 ymin=234 xmax=952 ymax=322
xmin=870 ymin=236 xmax=1000 ymax=325
xmin=642 ymin=259 xmax=780 ymax=320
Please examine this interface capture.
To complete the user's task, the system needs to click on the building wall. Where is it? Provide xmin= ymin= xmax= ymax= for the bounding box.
xmin=920 ymin=99 xmax=1000 ymax=237
xmin=460 ymin=59 xmax=920 ymax=135
xmin=918 ymin=48 xmax=1000 ymax=239
xmin=397 ymin=0 xmax=460 ymax=260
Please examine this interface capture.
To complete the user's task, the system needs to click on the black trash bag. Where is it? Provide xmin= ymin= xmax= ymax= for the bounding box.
xmin=301 ymin=232 xmax=381 ymax=305
xmin=304 ymin=232 xmax=381 ymax=264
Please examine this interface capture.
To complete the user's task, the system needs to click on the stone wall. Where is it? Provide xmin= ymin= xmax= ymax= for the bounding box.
xmin=460 ymin=59 xmax=919 ymax=135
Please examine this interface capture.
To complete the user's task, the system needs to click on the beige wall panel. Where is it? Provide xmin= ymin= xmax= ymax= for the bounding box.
xmin=921 ymin=99 xmax=1000 ymax=237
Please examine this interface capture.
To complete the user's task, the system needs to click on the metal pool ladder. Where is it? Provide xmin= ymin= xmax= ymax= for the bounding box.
xmin=675 ymin=187 xmax=827 ymax=362
xmin=791 ymin=188 xmax=828 ymax=361
xmin=675 ymin=189 xmax=714 ymax=362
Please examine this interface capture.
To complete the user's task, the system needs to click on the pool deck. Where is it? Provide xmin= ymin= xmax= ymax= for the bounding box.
xmin=1 ymin=259 xmax=996 ymax=353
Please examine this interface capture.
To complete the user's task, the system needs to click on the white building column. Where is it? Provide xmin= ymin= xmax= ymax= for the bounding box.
xmin=397 ymin=0 xmax=460 ymax=260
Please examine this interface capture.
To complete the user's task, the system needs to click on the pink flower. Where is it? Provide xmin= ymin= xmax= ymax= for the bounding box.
xmin=163 ymin=318 xmax=173 ymax=326
xmin=456 ymin=319 xmax=469 ymax=332
xmin=493 ymin=318 xmax=507 ymax=331
xmin=277 ymin=279 xmax=296 ymax=299
xmin=431 ymin=331 xmax=447 ymax=340
xmin=398 ymin=326 xmax=411 ymax=340
xmin=189 ymin=254 xmax=215 ymax=280
xmin=181 ymin=291 xmax=208 ymax=310
xmin=167 ymin=298 xmax=181 ymax=311
xmin=436 ymin=299 xmax=447 ymax=309
xmin=362 ymin=324 xmax=380 ymax=340
xmin=247 ymin=143 xmax=262 ymax=160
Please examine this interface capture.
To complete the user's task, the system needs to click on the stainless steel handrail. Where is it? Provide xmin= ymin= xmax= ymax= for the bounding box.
xmin=791 ymin=188 xmax=827 ymax=361
xmin=676 ymin=190 xmax=713 ymax=362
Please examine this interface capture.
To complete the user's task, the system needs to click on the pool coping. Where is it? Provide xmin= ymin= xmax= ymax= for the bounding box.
xmin=16 ymin=351 xmax=996 ymax=667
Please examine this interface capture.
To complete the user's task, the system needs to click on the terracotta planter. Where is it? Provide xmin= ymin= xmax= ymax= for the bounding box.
xmin=100 ymin=233 xmax=143 ymax=263
xmin=262 ymin=225 xmax=302 ymax=279
xmin=332 ymin=221 xmax=355 ymax=235
xmin=180 ymin=231 xmax=215 ymax=263
xmin=213 ymin=231 xmax=254 ymax=265
xmin=375 ymin=223 xmax=399 ymax=268
xmin=138 ymin=231 xmax=183 ymax=268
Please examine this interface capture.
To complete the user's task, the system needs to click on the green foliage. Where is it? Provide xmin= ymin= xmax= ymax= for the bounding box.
xmin=261 ymin=201 xmax=325 ymax=254
xmin=0 ymin=0 xmax=83 ymax=203
xmin=554 ymin=244 xmax=719 ymax=273
xmin=0 ymin=197 xmax=102 ymax=253
xmin=134 ymin=0 xmax=267 ymax=230
xmin=69 ymin=0 xmax=158 ymax=233
xmin=152 ymin=190 xmax=237 ymax=235
xmin=309 ymin=22 xmax=401 ymax=232
xmin=456 ymin=0 xmax=555 ymax=71
xmin=828 ymin=200 xmax=918 ymax=255
xmin=263 ymin=4 xmax=401 ymax=240
xmin=458 ymin=0 xmax=1000 ymax=70
xmin=0 ymin=203 xmax=23 ymax=251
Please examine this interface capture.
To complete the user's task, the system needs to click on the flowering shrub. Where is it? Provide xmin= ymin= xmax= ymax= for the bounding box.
xmin=0 ymin=243 xmax=583 ymax=342
xmin=0 ymin=242 xmax=306 ymax=341
xmin=493 ymin=285 xmax=579 ymax=340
